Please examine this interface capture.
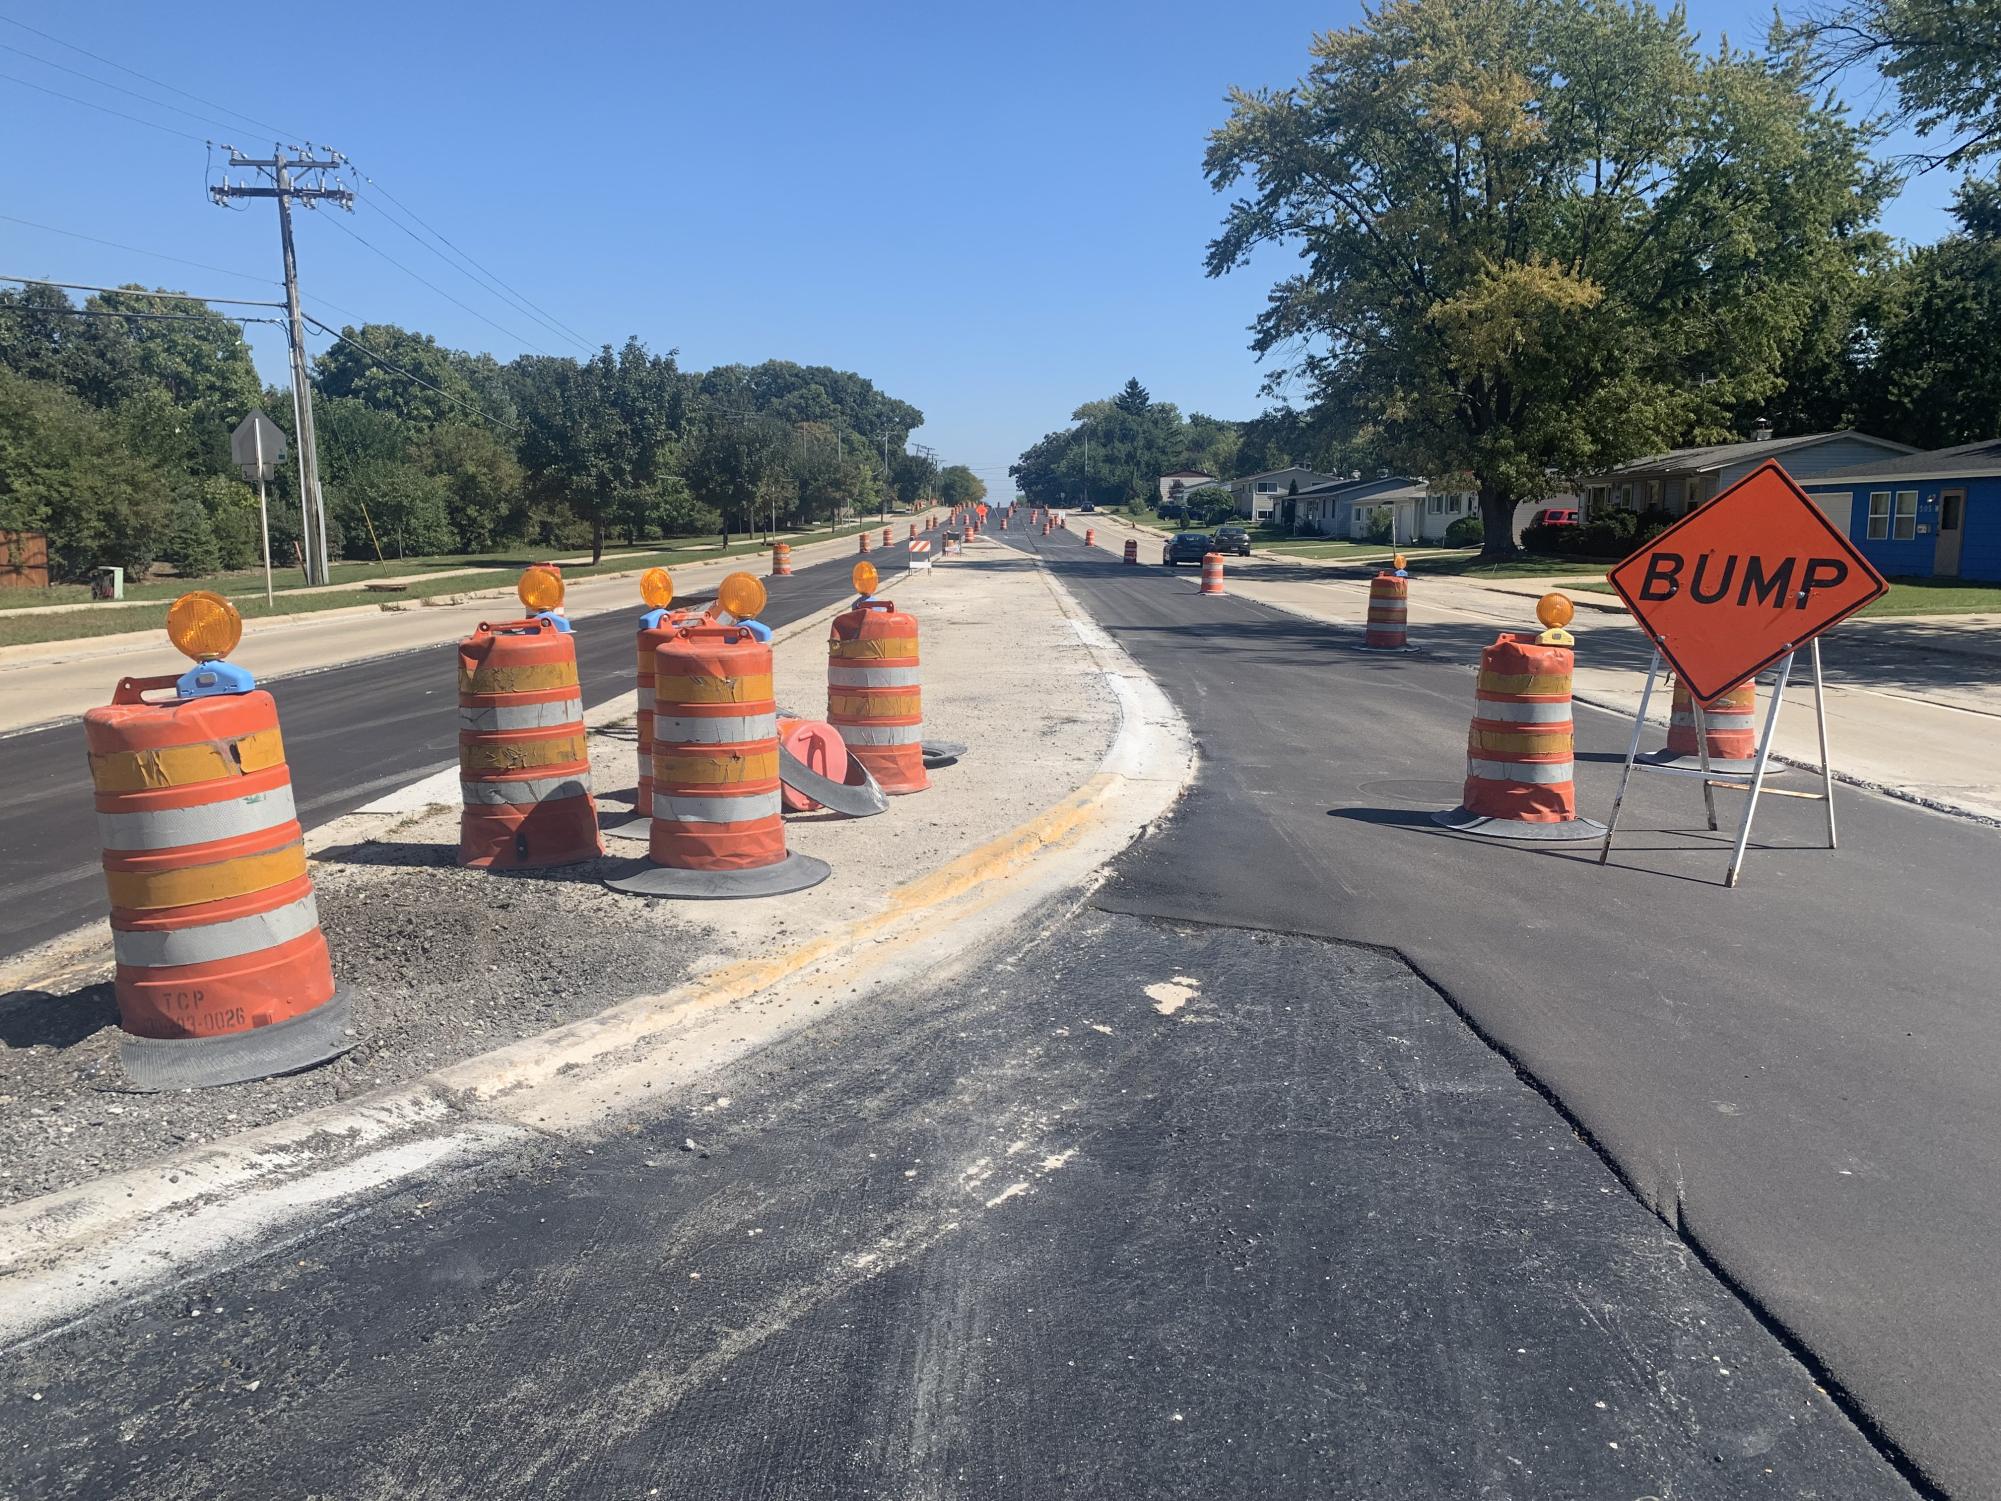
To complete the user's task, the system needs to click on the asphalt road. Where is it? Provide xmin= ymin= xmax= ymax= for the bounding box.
xmin=0 ymin=904 xmax=1909 ymax=1499
xmin=1000 ymin=522 xmax=1996 ymax=1499
xmin=0 ymin=529 xmax=936 ymax=962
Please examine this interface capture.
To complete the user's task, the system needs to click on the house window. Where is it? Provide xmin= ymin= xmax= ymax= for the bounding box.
xmin=1893 ymin=490 xmax=1919 ymax=540
xmin=1255 ymin=481 xmax=1277 ymax=493
xmin=1585 ymin=485 xmax=1608 ymax=518
xmin=1428 ymin=496 xmax=1443 ymax=514
xmin=1866 ymin=491 xmax=1890 ymax=539
xmin=1646 ymin=479 xmax=1661 ymax=509
xmin=1617 ymin=484 xmax=1633 ymax=508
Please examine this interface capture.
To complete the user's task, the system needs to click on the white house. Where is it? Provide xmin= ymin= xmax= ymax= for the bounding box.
xmin=1157 ymin=469 xmax=1219 ymax=509
xmin=1291 ymin=475 xmax=1477 ymax=542
xmin=1227 ymin=467 xmax=1342 ymax=523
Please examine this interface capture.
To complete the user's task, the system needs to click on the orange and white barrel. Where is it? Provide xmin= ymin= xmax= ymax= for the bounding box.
xmin=630 ymin=609 xmax=694 ymax=838
xmin=1667 ymin=677 xmax=1758 ymax=763
xmin=84 ymin=676 xmax=346 ymax=1087
xmin=1041 ymin=521 xmax=1051 ymax=536
xmin=1085 ymin=528 xmax=1095 ymax=548
xmin=1362 ymin=573 xmax=1409 ymax=649
xmin=1199 ymin=552 xmax=1225 ymax=595
xmin=1434 ymin=633 xmax=1604 ymax=840
xmin=1124 ymin=540 xmax=1138 ymax=565
xmin=649 ymin=624 xmax=786 ymax=869
xmin=881 ymin=527 xmax=891 ymax=548
xmin=909 ymin=522 xmax=918 ymax=541
xmin=771 ymin=542 xmax=792 ymax=577
xmin=828 ymin=599 xmax=927 ymax=794
xmin=458 ymin=617 xmax=602 ymax=869
xmin=858 ymin=531 xmax=871 ymax=554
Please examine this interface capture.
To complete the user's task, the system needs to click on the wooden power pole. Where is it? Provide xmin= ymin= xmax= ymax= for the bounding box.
xmin=211 ymin=146 xmax=352 ymax=586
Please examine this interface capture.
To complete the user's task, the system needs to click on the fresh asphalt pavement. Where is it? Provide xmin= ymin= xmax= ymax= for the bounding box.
xmin=999 ymin=521 xmax=1998 ymax=1499
xmin=0 ymin=528 xmax=938 ymax=963
xmin=0 ymin=902 xmax=1910 ymax=1499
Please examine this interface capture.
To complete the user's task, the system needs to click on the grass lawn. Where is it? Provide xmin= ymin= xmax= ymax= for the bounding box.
xmin=1256 ymin=538 xmax=1473 ymax=562
xmin=1401 ymin=552 xmax=1603 ymax=579
xmin=1561 ymin=574 xmax=2001 ymax=618
xmin=0 ymin=519 xmax=892 ymax=649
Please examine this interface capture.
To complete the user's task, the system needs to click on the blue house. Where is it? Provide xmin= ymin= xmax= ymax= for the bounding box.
xmin=1804 ymin=439 xmax=2001 ymax=582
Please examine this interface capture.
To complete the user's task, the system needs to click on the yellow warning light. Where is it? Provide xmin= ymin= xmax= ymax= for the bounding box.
xmin=165 ymin=591 xmax=242 ymax=661
xmin=852 ymin=560 xmax=879 ymax=597
xmin=1537 ymin=591 xmax=1575 ymax=630
xmin=517 ymin=566 xmax=565 ymax=613
xmin=717 ymin=571 xmax=767 ymax=621
xmin=1392 ymin=553 xmax=1407 ymax=572
xmin=640 ymin=566 xmax=674 ymax=609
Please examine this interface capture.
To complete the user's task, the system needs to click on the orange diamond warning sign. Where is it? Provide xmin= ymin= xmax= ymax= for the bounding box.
xmin=1606 ymin=460 xmax=1887 ymax=702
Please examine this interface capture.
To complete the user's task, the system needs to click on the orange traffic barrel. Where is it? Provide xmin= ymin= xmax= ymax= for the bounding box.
xmin=881 ymin=527 xmax=891 ymax=548
xmin=606 ymin=623 xmax=829 ymax=897
xmin=1433 ymin=633 xmax=1606 ymax=841
xmin=84 ymin=675 xmax=350 ymax=1089
xmin=1359 ymin=572 xmax=1412 ymax=651
xmin=1041 ymin=521 xmax=1051 ymax=536
xmin=1085 ymin=528 xmax=1095 ymax=547
xmin=828 ymin=598 xmax=928 ymax=795
xmin=909 ymin=522 xmax=918 ymax=541
xmin=1657 ymin=677 xmax=1760 ymax=769
xmin=1123 ymin=540 xmax=1138 ymax=564
xmin=859 ymin=531 xmax=871 ymax=553
xmin=771 ymin=542 xmax=792 ymax=577
xmin=605 ymin=606 xmax=695 ymax=842
xmin=1199 ymin=552 xmax=1225 ymax=595
xmin=458 ymin=616 xmax=602 ymax=869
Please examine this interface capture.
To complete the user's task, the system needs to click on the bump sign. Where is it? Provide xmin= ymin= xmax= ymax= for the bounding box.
xmin=1606 ymin=461 xmax=1886 ymax=701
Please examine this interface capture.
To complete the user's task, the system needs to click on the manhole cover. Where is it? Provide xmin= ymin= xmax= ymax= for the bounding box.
xmin=1353 ymin=778 xmax=1461 ymax=806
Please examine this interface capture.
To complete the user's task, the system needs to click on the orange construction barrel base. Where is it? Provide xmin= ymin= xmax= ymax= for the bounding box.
xmin=849 ymin=741 xmax=929 ymax=796
xmin=460 ymin=793 xmax=604 ymax=870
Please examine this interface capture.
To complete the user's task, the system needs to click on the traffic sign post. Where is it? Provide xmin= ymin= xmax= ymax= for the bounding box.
xmin=231 ymin=410 xmax=288 ymax=607
xmin=1596 ymin=461 xmax=1887 ymax=886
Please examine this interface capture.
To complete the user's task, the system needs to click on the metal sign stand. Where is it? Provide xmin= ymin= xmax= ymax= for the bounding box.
xmin=1597 ymin=640 xmax=1836 ymax=886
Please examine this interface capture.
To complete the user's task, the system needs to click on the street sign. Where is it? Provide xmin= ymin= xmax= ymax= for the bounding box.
xmin=230 ymin=409 xmax=286 ymax=481
xmin=1606 ymin=460 xmax=1887 ymax=702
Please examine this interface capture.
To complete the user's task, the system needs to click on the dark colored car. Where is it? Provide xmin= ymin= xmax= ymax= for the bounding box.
xmin=1212 ymin=525 xmax=1251 ymax=556
xmin=1161 ymin=531 xmax=1215 ymax=566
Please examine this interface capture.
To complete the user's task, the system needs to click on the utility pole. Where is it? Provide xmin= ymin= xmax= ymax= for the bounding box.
xmin=211 ymin=146 xmax=353 ymax=586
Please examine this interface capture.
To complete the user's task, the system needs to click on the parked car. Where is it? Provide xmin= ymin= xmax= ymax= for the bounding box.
xmin=1529 ymin=506 xmax=1579 ymax=528
xmin=1212 ymin=525 xmax=1251 ymax=556
xmin=1161 ymin=531 xmax=1215 ymax=566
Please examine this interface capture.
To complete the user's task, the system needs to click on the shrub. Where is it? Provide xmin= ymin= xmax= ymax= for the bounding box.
xmin=1362 ymin=505 xmax=1395 ymax=544
xmin=160 ymin=492 xmax=221 ymax=577
xmin=1444 ymin=513 xmax=1483 ymax=546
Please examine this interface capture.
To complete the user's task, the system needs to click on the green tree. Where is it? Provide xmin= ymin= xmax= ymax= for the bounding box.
xmin=315 ymin=323 xmax=481 ymax=429
xmin=892 ymin=449 xmax=939 ymax=507
xmin=410 ymin=423 xmax=526 ymax=552
xmin=1205 ymin=0 xmax=1884 ymax=556
xmin=1793 ymin=0 xmax=2001 ymax=168
xmin=936 ymin=464 xmax=987 ymax=507
xmin=681 ymin=413 xmax=788 ymax=543
xmin=0 ymin=368 xmax=172 ymax=578
xmin=161 ymin=490 xmax=221 ymax=577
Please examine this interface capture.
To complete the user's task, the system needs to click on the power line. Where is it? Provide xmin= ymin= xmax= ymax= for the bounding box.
xmin=0 ymin=302 xmax=282 ymax=326
xmin=0 ymin=40 xmax=254 ymax=139
xmin=302 ymin=312 xmax=522 ymax=434
xmin=0 ymin=213 xmax=274 ymax=285
xmin=351 ymin=188 xmax=596 ymax=355
xmin=317 ymin=210 xmax=556 ymax=357
xmin=0 ymin=13 xmax=304 ymax=142
xmin=0 ymin=69 xmax=206 ymax=141
xmin=0 ymin=274 xmax=284 ymax=307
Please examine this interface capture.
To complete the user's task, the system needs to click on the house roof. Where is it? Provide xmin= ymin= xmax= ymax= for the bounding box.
xmin=1604 ymin=430 xmax=1914 ymax=476
xmin=1295 ymin=474 xmax=1421 ymax=501
xmin=1804 ymin=438 xmax=2001 ymax=485
xmin=1159 ymin=469 xmax=1216 ymax=479
xmin=1231 ymin=466 xmax=1336 ymax=483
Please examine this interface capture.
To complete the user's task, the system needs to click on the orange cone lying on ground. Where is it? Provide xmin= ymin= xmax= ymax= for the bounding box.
xmin=1434 ymin=595 xmax=1605 ymax=841
xmin=84 ymin=592 xmax=351 ymax=1090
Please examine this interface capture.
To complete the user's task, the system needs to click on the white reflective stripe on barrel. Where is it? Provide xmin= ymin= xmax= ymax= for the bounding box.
xmin=1473 ymin=701 xmax=1573 ymax=724
xmin=834 ymin=723 xmax=924 ymax=746
xmin=113 ymin=892 xmax=320 ymax=969
xmin=96 ymin=783 xmax=297 ymax=853
xmin=1671 ymin=710 xmax=1756 ymax=730
xmin=460 ymin=773 xmax=593 ymax=805
xmin=649 ymin=790 xmax=784 ymax=823
xmin=1465 ymin=758 xmax=1574 ymax=784
xmin=828 ymin=665 xmax=922 ymax=688
xmin=651 ymin=712 xmax=779 ymax=744
xmin=459 ymin=695 xmax=583 ymax=732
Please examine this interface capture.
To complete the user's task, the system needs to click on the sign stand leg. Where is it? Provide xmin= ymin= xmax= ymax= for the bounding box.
xmin=1725 ymin=649 xmax=1795 ymax=888
xmin=1690 ymin=693 xmax=1719 ymax=831
xmin=1597 ymin=649 xmax=1662 ymax=865
xmin=1811 ymin=638 xmax=1837 ymax=849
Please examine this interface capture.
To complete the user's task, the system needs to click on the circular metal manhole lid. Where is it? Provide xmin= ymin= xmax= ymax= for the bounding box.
xmin=1351 ymin=778 xmax=1461 ymax=806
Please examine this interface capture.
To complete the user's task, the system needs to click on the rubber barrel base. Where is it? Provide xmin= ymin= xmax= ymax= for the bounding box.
xmin=1431 ymin=807 xmax=1608 ymax=842
xmin=1637 ymin=749 xmax=1777 ymax=778
xmin=778 ymin=745 xmax=889 ymax=818
xmin=921 ymin=739 xmax=968 ymax=767
xmin=602 ymin=850 xmax=832 ymax=900
xmin=599 ymin=807 xmax=653 ymax=842
xmin=1352 ymin=642 xmax=1419 ymax=654
xmin=120 ymin=989 xmax=356 ymax=1092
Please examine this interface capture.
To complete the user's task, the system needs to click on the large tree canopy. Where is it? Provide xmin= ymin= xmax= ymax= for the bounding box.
xmin=1204 ymin=0 xmax=1883 ymax=554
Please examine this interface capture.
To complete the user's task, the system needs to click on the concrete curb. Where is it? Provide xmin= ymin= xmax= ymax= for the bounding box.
xmin=0 ymin=540 xmax=1194 ymax=1350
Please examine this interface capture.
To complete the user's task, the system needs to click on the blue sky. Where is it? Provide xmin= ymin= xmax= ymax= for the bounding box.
xmin=0 ymin=0 xmax=1967 ymax=492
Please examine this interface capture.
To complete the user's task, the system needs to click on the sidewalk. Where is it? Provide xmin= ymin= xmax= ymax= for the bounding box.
xmin=0 ymin=527 xmax=894 ymax=735
xmin=1078 ymin=515 xmax=2001 ymax=823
